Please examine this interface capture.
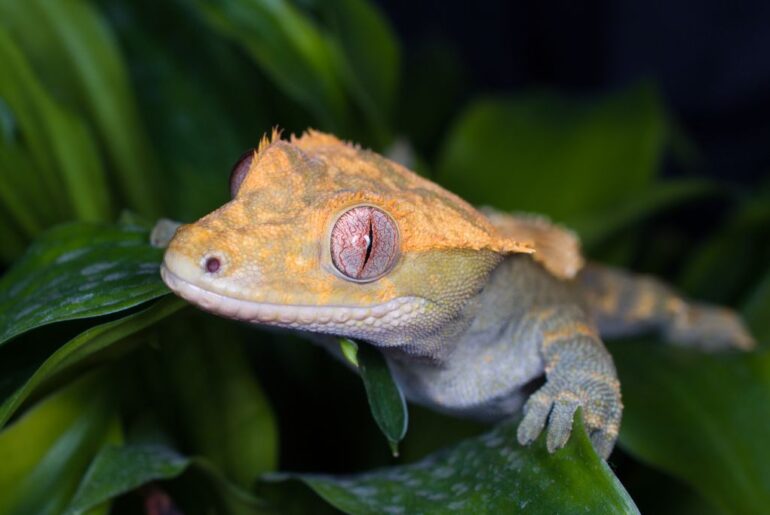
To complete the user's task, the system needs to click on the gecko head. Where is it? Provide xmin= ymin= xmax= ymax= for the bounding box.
xmin=161 ymin=130 xmax=533 ymax=349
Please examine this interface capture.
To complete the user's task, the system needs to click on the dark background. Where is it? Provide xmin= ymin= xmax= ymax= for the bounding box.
xmin=377 ymin=0 xmax=770 ymax=184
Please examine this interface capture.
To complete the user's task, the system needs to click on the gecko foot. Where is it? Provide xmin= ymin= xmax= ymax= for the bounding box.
xmin=667 ymin=304 xmax=755 ymax=351
xmin=517 ymin=372 xmax=622 ymax=459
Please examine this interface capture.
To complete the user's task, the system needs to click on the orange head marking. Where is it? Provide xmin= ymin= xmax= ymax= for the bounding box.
xmin=162 ymin=130 xmax=533 ymax=320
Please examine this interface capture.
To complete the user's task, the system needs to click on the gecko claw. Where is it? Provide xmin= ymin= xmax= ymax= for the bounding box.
xmin=516 ymin=391 xmax=551 ymax=446
xmin=517 ymin=372 xmax=622 ymax=460
xmin=546 ymin=399 xmax=580 ymax=453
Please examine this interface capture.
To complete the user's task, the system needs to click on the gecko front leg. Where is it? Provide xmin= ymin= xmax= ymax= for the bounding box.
xmin=517 ymin=305 xmax=622 ymax=459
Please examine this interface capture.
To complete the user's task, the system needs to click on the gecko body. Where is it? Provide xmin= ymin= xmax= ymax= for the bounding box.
xmin=161 ymin=130 xmax=754 ymax=458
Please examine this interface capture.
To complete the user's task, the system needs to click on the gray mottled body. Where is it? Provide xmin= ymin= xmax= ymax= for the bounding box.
xmin=389 ymin=255 xmax=578 ymax=418
xmin=377 ymin=255 xmax=752 ymax=458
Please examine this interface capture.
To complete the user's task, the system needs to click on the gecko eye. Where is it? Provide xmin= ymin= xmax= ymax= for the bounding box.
xmin=229 ymin=148 xmax=257 ymax=198
xmin=330 ymin=206 xmax=399 ymax=282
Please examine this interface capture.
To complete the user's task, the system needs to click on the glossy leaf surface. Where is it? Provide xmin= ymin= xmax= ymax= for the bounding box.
xmin=0 ymin=223 xmax=168 ymax=346
xmin=613 ymin=342 xmax=770 ymax=515
xmin=266 ymin=416 xmax=639 ymax=514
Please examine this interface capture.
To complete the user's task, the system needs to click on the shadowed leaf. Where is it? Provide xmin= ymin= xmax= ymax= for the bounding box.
xmin=0 ymin=374 xmax=119 ymax=515
xmin=66 ymin=442 xmax=267 ymax=515
xmin=437 ymin=85 xmax=667 ymax=222
xmin=0 ymin=0 xmax=161 ymax=217
xmin=66 ymin=444 xmax=190 ymax=515
xmin=0 ymin=297 xmax=185 ymax=428
xmin=354 ymin=340 xmax=408 ymax=455
xmin=190 ymin=0 xmax=350 ymax=131
xmin=262 ymin=415 xmax=638 ymax=514
xmin=143 ymin=316 xmax=278 ymax=485
xmin=0 ymin=223 xmax=168 ymax=346
xmin=0 ymin=28 xmax=110 ymax=225
xmin=613 ymin=341 xmax=770 ymax=515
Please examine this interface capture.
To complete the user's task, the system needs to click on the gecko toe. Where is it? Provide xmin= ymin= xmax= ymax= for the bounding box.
xmin=517 ymin=392 xmax=552 ymax=446
xmin=590 ymin=430 xmax=615 ymax=459
xmin=546 ymin=399 xmax=579 ymax=453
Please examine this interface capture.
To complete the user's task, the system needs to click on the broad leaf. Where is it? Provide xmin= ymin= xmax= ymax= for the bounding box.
xmin=309 ymin=0 xmax=400 ymax=144
xmin=0 ymin=223 xmax=168 ymax=346
xmin=744 ymin=266 xmax=770 ymax=343
xmin=66 ymin=444 xmax=190 ymax=515
xmin=66 ymin=443 xmax=266 ymax=515
xmin=355 ymin=341 xmax=408 ymax=456
xmin=0 ymin=0 xmax=161 ymax=217
xmin=100 ymin=0 xmax=270 ymax=220
xmin=141 ymin=316 xmax=278 ymax=485
xmin=0 ymin=373 xmax=119 ymax=515
xmin=263 ymin=416 xmax=639 ymax=514
xmin=612 ymin=341 xmax=770 ymax=515
xmin=680 ymin=198 xmax=770 ymax=303
xmin=571 ymin=179 xmax=718 ymax=248
xmin=190 ymin=0 xmax=351 ymax=132
xmin=0 ymin=297 xmax=185 ymax=428
xmin=0 ymin=28 xmax=109 ymax=225
xmin=437 ymin=84 xmax=667 ymax=222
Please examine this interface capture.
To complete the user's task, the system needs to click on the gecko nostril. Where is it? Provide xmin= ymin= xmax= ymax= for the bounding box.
xmin=205 ymin=257 xmax=221 ymax=274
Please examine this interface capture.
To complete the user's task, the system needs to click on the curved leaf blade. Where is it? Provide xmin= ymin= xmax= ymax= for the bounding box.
xmin=437 ymin=84 xmax=667 ymax=222
xmin=311 ymin=0 xmax=400 ymax=144
xmin=190 ymin=0 xmax=350 ymax=131
xmin=0 ymin=0 xmax=161 ymax=217
xmin=571 ymin=179 xmax=718 ymax=249
xmin=355 ymin=341 xmax=408 ymax=456
xmin=744 ymin=266 xmax=770 ymax=343
xmin=66 ymin=443 xmax=265 ymax=515
xmin=66 ymin=444 xmax=190 ymax=515
xmin=0 ymin=373 xmax=119 ymax=515
xmin=0 ymin=222 xmax=168 ymax=346
xmin=144 ymin=317 xmax=278 ymax=484
xmin=265 ymin=415 xmax=638 ymax=514
xmin=0 ymin=28 xmax=109 ymax=224
xmin=613 ymin=342 xmax=770 ymax=515
xmin=0 ymin=297 xmax=185 ymax=428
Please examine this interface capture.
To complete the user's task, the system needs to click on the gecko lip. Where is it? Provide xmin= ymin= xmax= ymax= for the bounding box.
xmin=160 ymin=264 xmax=431 ymax=333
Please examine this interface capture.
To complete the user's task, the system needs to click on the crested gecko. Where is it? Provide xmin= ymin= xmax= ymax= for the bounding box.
xmin=159 ymin=130 xmax=755 ymax=459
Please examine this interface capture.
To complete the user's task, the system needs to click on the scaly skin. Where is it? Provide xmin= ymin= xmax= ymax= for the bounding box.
xmin=160 ymin=130 xmax=755 ymax=459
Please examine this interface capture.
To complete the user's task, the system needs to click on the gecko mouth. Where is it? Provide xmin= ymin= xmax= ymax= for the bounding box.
xmin=160 ymin=264 xmax=431 ymax=334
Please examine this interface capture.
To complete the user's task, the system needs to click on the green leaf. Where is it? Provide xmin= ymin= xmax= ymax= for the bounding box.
xmin=0 ymin=202 xmax=28 ymax=263
xmin=338 ymin=337 xmax=359 ymax=367
xmin=0 ymin=373 xmax=119 ymax=515
xmin=612 ymin=342 xmax=770 ymax=515
xmin=0 ymin=28 xmax=110 ymax=224
xmin=99 ymin=0 xmax=269 ymax=220
xmin=744 ymin=267 xmax=770 ymax=343
xmin=263 ymin=415 xmax=638 ymax=514
xmin=571 ymin=179 xmax=718 ymax=249
xmin=190 ymin=0 xmax=351 ymax=131
xmin=437 ymin=84 xmax=667 ymax=222
xmin=680 ymin=198 xmax=770 ymax=303
xmin=0 ymin=0 xmax=161 ymax=217
xmin=66 ymin=444 xmax=190 ymax=515
xmin=0 ymin=297 xmax=185 ymax=428
xmin=66 ymin=442 xmax=266 ymax=515
xmin=144 ymin=316 xmax=278 ymax=485
xmin=0 ymin=222 xmax=168 ymax=346
xmin=355 ymin=341 xmax=408 ymax=456
xmin=310 ymin=0 xmax=400 ymax=144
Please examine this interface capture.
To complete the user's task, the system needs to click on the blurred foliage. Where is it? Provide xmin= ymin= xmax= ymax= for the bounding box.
xmin=0 ymin=0 xmax=768 ymax=513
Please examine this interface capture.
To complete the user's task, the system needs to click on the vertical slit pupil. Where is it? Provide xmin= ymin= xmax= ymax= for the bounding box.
xmin=363 ymin=220 xmax=374 ymax=265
